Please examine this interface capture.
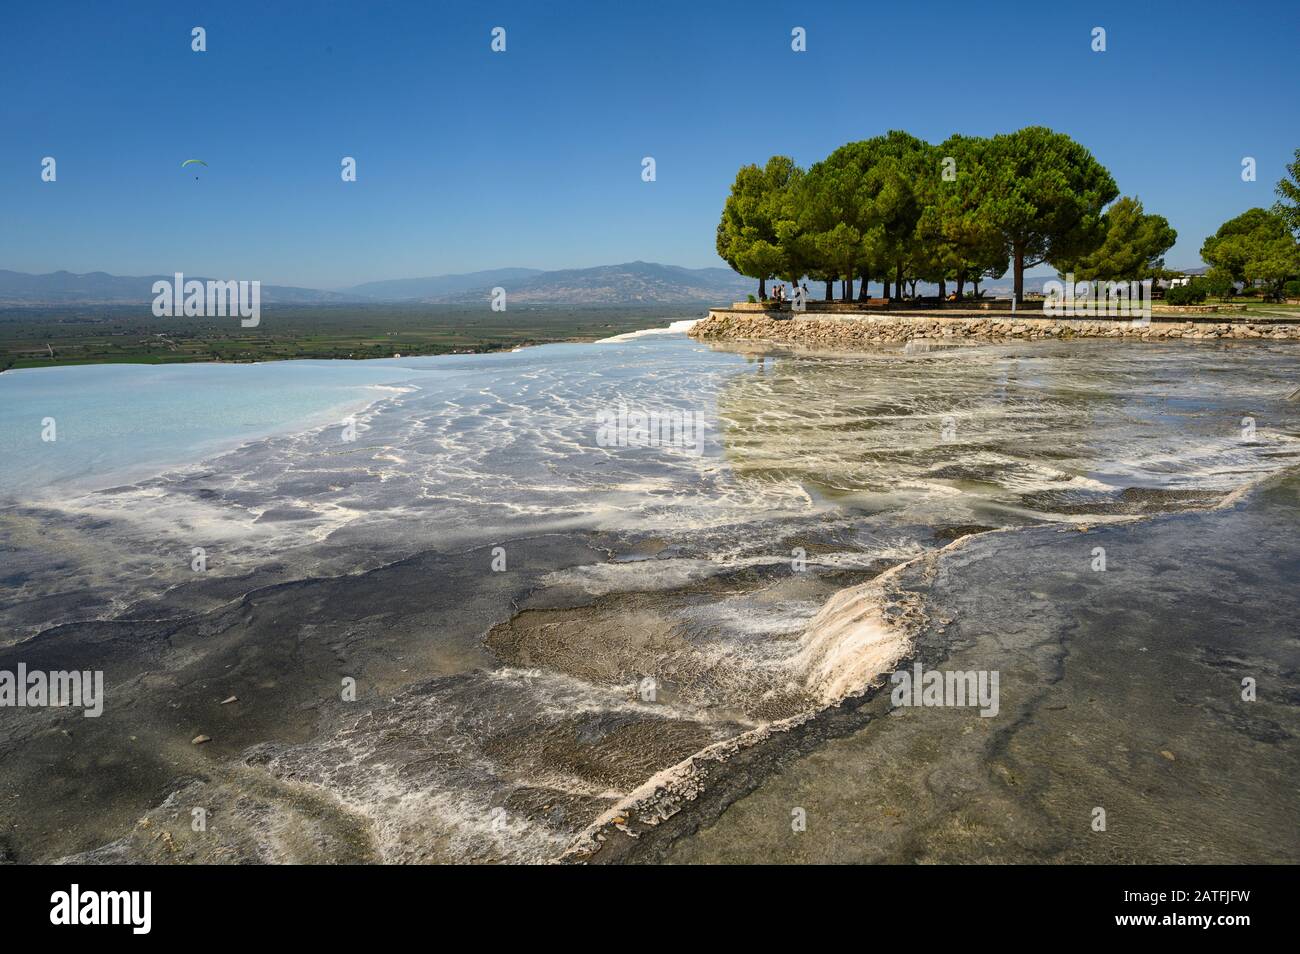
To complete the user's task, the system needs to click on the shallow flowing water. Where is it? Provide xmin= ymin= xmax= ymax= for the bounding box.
xmin=0 ymin=332 xmax=1296 ymax=862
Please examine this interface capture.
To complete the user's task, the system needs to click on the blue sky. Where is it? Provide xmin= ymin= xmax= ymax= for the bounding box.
xmin=3 ymin=0 xmax=1297 ymax=288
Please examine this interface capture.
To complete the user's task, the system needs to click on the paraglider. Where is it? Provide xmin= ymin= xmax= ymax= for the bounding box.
xmin=182 ymin=159 xmax=207 ymax=180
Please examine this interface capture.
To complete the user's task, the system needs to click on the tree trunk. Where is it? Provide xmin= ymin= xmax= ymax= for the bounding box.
xmin=882 ymin=279 xmax=890 ymax=298
xmin=956 ymin=273 xmax=965 ymax=300
xmin=938 ymin=277 xmax=946 ymax=302
xmin=857 ymin=266 xmax=870 ymax=301
xmin=758 ymin=278 xmax=766 ymax=300
xmin=895 ymin=261 xmax=904 ymax=298
xmin=824 ymin=280 xmax=833 ymax=301
xmin=1013 ymin=244 xmax=1025 ymax=303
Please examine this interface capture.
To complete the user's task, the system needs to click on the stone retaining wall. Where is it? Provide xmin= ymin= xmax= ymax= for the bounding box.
xmin=689 ymin=311 xmax=1300 ymax=345
xmin=712 ymin=303 xmax=1260 ymax=321
xmin=1155 ymin=303 xmax=1249 ymax=314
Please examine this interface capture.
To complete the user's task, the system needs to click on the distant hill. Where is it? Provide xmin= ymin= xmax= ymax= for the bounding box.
xmin=428 ymin=262 xmax=754 ymax=305
xmin=0 ymin=262 xmax=756 ymax=307
xmin=0 ymin=270 xmax=350 ymax=305
xmin=346 ymin=268 xmax=544 ymax=301
xmin=2 ymin=262 xmax=1210 ymax=308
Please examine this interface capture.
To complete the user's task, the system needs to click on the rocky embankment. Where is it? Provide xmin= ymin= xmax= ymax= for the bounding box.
xmin=688 ymin=311 xmax=1300 ymax=345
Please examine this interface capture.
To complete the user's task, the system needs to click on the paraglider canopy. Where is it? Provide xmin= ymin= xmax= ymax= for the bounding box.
xmin=182 ymin=159 xmax=207 ymax=180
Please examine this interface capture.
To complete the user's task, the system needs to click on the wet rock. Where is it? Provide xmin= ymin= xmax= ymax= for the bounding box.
xmin=688 ymin=311 xmax=1300 ymax=348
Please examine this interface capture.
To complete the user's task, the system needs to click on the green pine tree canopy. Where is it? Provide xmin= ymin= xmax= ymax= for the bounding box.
xmin=717 ymin=127 xmax=1190 ymax=303
xmin=1273 ymin=148 xmax=1300 ymax=236
xmin=1201 ymin=207 xmax=1300 ymax=300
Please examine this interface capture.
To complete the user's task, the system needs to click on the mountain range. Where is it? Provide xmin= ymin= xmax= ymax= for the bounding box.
xmin=409 ymin=262 xmax=754 ymax=305
xmin=346 ymin=268 xmax=545 ymax=300
xmin=0 ymin=263 xmax=1205 ymax=307
xmin=0 ymin=262 xmax=754 ymax=306
xmin=0 ymin=270 xmax=348 ymax=305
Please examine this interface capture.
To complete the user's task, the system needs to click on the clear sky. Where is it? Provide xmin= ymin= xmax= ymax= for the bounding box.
xmin=3 ymin=0 xmax=1297 ymax=288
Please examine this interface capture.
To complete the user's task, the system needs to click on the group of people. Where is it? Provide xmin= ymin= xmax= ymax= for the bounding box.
xmin=766 ymin=282 xmax=808 ymax=304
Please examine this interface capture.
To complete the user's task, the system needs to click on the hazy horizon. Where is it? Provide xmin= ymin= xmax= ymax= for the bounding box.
xmin=0 ymin=259 xmax=1069 ymax=294
xmin=4 ymin=0 xmax=1297 ymax=287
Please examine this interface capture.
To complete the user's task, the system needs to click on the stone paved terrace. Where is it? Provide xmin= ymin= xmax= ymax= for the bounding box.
xmin=692 ymin=305 xmax=1300 ymax=345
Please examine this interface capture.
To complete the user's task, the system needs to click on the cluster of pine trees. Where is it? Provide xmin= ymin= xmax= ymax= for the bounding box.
xmin=1197 ymin=150 xmax=1300 ymax=301
xmin=716 ymin=126 xmax=1178 ymax=303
